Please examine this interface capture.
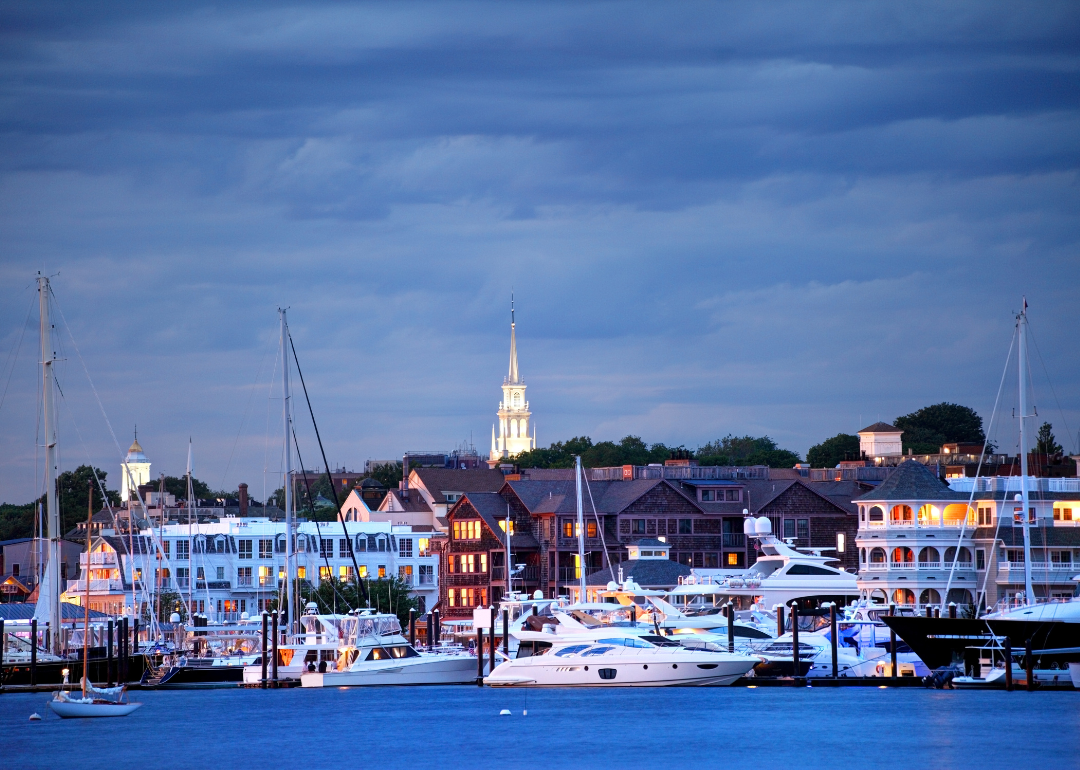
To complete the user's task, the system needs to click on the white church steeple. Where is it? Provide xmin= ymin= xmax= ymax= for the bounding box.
xmin=121 ymin=427 xmax=151 ymax=502
xmin=489 ymin=296 xmax=535 ymax=466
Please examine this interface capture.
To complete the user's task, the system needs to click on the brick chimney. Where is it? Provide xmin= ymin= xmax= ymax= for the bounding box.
xmin=238 ymin=483 xmax=249 ymax=517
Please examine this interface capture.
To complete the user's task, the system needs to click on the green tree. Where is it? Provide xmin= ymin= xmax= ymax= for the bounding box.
xmin=143 ymin=588 xmax=187 ymax=625
xmin=807 ymin=433 xmax=862 ymax=468
xmin=55 ymin=466 xmax=122 ymax=535
xmin=366 ymin=462 xmax=402 ymax=490
xmin=153 ymin=475 xmax=212 ymax=501
xmin=894 ymin=403 xmax=986 ymax=454
xmin=0 ymin=502 xmax=36 ymax=541
xmin=302 ymin=577 xmax=418 ymax=628
xmin=1035 ymin=422 xmax=1063 ymax=455
xmin=696 ymin=435 xmax=802 ymax=468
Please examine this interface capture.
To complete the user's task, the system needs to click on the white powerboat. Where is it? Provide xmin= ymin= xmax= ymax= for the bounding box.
xmin=668 ymin=516 xmax=859 ymax=612
xmin=243 ymin=605 xmax=352 ymax=683
xmin=485 ymin=613 xmax=759 ymax=686
xmin=300 ymin=611 xmax=477 ymax=687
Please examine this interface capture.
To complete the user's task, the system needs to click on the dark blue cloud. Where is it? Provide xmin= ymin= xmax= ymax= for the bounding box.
xmin=0 ymin=1 xmax=1078 ymax=501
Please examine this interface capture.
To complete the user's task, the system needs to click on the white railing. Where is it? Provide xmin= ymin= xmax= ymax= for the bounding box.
xmin=1003 ymin=561 xmax=1075 ymax=571
xmin=66 ymin=578 xmax=124 ymax=592
xmin=888 ymin=520 xmax=915 ymax=528
xmin=83 ymin=552 xmax=117 ymax=566
xmin=951 ymin=476 xmax=1080 ymax=494
xmin=918 ymin=561 xmax=942 ymax=569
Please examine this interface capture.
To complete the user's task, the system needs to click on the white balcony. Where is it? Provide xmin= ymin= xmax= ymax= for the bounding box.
xmin=66 ymin=578 xmax=124 ymax=593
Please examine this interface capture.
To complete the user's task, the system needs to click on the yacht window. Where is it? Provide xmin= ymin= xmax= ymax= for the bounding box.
xmin=388 ymin=646 xmax=419 ymax=658
xmin=366 ymin=647 xmax=392 ymax=661
xmin=597 ymin=637 xmax=652 ymax=648
xmin=748 ymin=560 xmax=781 ymax=576
xmin=516 ymin=641 xmax=552 ymax=658
xmin=554 ymin=645 xmax=592 ymax=657
xmin=733 ymin=626 xmax=773 ymax=639
xmin=581 ymin=646 xmax=616 ymax=657
xmin=785 ymin=564 xmax=837 ymax=576
xmin=640 ymin=635 xmax=681 ymax=647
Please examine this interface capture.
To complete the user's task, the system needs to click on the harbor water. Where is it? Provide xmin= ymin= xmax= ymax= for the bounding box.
xmin=1 ymin=687 xmax=1078 ymax=769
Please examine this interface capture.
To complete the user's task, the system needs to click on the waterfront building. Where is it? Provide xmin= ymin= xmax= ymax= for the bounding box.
xmin=488 ymin=301 xmax=535 ymax=465
xmin=855 ymin=460 xmax=1080 ymax=610
xmin=0 ymin=537 xmax=83 ymax=600
xmin=858 ymin=422 xmax=902 ymax=459
xmin=377 ymin=467 xmax=507 ymax=532
xmin=59 ymin=518 xmax=440 ymax=620
xmin=437 ymin=467 xmax=858 ymax=620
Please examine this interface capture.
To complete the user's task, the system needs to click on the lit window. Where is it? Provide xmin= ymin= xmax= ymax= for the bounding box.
xmin=319 ymin=566 xmax=331 ymax=581
xmin=358 ymin=565 xmax=368 ymax=578
xmin=727 ymin=553 xmax=739 ymax=566
xmin=498 ymin=520 xmax=515 ymax=536
xmin=480 ymin=554 xmax=487 ymax=573
xmin=587 ymin=521 xmax=597 ymax=539
xmin=563 ymin=520 xmax=574 ymax=538
xmin=418 ymin=538 xmax=430 ymax=556
xmin=378 ymin=565 xmax=386 ymax=578
xmin=449 ymin=589 xmax=457 ymax=607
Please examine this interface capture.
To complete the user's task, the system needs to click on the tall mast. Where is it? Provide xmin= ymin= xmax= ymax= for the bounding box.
xmin=83 ymin=481 xmax=92 ymax=698
xmin=575 ymin=455 xmax=586 ymax=602
xmin=39 ymin=275 xmax=61 ymax=654
xmin=185 ymin=440 xmax=194 ymax=621
xmin=280 ymin=309 xmax=295 ymax=632
xmin=1017 ymin=299 xmax=1035 ymax=605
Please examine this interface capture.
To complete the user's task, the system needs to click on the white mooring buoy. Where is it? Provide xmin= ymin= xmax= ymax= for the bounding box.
xmin=499 ymin=709 xmax=511 ymax=716
xmin=29 ymin=713 xmax=42 ymax=721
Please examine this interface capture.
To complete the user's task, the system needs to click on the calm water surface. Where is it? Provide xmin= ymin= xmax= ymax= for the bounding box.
xmin=1 ymin=686 xmax=1077 ymax=769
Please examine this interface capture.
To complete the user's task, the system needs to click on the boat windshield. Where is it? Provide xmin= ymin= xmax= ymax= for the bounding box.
xmin=341 ymin=615 xmax=403 ymax=643
xmin=747 ymin=560 xmax=783 ymax=577
xmin=595 ymin=637 xmax=653 ymax=648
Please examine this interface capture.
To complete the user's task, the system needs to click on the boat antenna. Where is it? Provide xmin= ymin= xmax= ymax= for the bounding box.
xmin=287 ymin=329 xmax=369 ymax=605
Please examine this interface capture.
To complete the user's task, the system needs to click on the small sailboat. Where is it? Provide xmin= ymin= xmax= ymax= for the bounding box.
xmin=48 ymin=481 xmax=142 ymax=718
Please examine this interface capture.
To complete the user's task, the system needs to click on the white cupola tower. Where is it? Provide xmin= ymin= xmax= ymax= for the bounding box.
xmin=121 ymin=430 xmax=151 ymax=502
xmin=489 ymin=297 xmax=536 ymax=465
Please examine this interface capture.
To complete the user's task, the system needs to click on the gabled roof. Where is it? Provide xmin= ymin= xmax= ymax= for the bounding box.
xmin=411 ymin=468 xmax=507 ymax=504
xmin=859 ymin=422 xmax=901 ymax=433
xmin=385 ymin=489 xmax=433 ymax=513
xmin=505 ymin=479 xmax=689 ymax=516
xmin=855 ymin=460 xmax=965 ymax=502
xmin=586 ymin=559 xmax=691 ymax=588
xmin=450 ymin=493 xmax=538 ymax=548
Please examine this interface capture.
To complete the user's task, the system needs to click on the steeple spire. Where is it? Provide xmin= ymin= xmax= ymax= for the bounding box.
xmin=508 ymin=293 xmax=520 ymax=384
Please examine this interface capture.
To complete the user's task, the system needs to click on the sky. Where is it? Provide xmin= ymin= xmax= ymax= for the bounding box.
xmin=1 ymin=1 xmax=1078 ymax=504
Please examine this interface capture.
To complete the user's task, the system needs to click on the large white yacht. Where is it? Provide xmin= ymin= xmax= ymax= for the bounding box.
xmin=668 ymin=516 xmax=859 ymax=612
xmin=484 ymin=613 xmax=760 ymax=686
xmin=300 ymin=611 xmax=477 ymax=687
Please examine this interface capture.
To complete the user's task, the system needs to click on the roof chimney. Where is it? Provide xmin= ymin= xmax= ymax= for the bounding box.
xmin=238 ymin=483 xmax=248 ymax=517
xmin=401 ymin=454 xmax=409 ymax=500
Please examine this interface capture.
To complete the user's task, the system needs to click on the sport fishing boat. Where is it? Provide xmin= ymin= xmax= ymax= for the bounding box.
xmin=243 ymin=605 xmax=355 ymax=683
xmin=484 ymin=613 xmax=760 ymax=686
xmin=300 ymin=610 xmax=477 ymax=687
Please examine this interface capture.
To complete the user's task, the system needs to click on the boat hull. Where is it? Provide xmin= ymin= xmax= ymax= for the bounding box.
xmin=301 ymin=655 xmax=478 ymax=687
xmin=143 ymin=664 xmax=244 ymax=688
xmin=485 ymin=656 xmax=757 ymax=687
xmin=48 ymin=700 xmax=142 ymax=718
xmin=2 ymin=656 xmax=148 ymax=687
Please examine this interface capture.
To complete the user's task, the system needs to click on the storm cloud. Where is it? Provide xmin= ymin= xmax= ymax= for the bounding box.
xmin=1 ymin=1 xmax=1078 ymax=502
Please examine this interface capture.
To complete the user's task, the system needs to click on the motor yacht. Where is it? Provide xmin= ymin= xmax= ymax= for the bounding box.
xmin=668 ymin=517 xmax=859 ymax=612
xmin=484 ymin=612 xmax=760 ymax=686
xmin=300 ymin=610 xmax=477 ymax=687
xmin=242 ymin=605 xmax=351 ymax=683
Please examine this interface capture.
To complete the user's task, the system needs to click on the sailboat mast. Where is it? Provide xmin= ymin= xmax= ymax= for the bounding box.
xmin=38 ymin=275 xmax=61 ymax=655
xmin=280 ymin=309 xmax=295 ymax=633
xmin=83 ymin=481 xmax=92 ymax=698
xmin=186 ymin=441 xmax=194 ymax=622
xmin=575 ymin=455 xmax=586 ymax=601
xmin=1017 ymin=300 xmax=1035 ymax=604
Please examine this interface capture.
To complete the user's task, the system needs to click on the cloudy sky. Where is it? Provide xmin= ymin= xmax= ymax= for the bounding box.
xmin=1 ymin=1 xmax=1078 ymax=503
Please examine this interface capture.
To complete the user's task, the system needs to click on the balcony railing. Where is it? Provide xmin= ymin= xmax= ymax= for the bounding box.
xmin=1002 ymin=561 xmax=1075 ymax=571
xmin=66 ymin=578 xmax=124 ymax=592
xmin=490 ymin=566 xmax=505 ymax=581
xmin=418 ymin=572 xmax=435 ymax=586
xmin=722 ymin=533 xmax=745 ymax=548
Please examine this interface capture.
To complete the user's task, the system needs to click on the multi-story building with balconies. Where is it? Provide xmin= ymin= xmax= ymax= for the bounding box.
xmin=60 ymin=518 xmax=440 ymax=620
xmin=855 ymin=460 xmax=1080 ymax=611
